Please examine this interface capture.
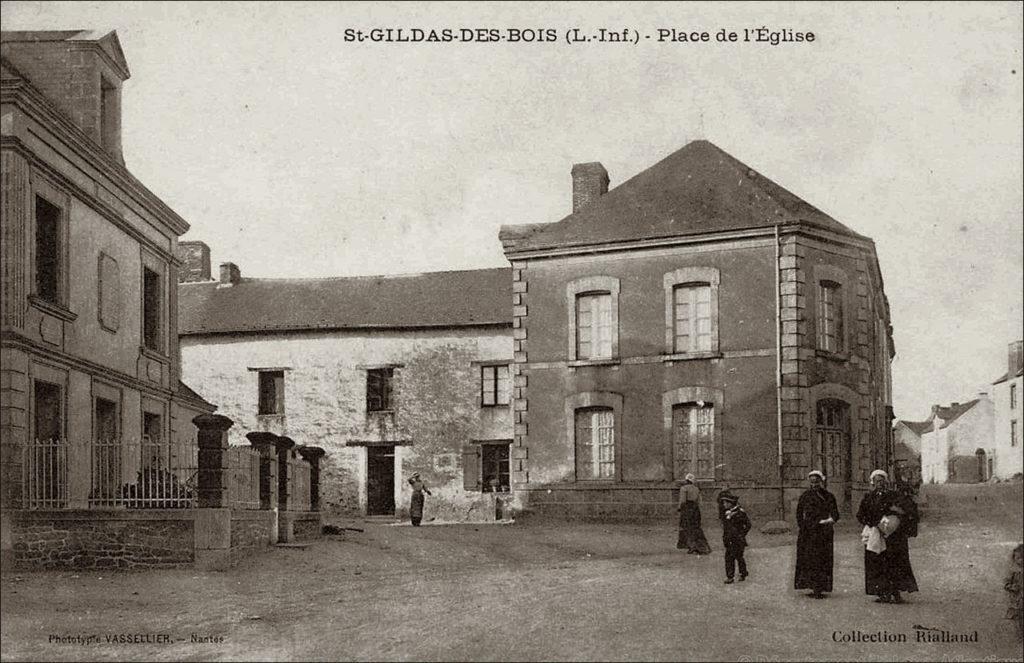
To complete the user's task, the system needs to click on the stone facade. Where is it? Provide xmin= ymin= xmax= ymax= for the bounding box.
xmin=180 ymin=327 xmax=514 ymax=521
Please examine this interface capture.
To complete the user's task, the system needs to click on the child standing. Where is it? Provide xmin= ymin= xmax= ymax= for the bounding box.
xmin=719 ymin=490 xmax=752 ymax=584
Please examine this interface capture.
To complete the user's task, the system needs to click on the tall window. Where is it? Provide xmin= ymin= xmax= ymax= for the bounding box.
xmin=576 ymin=293 xmax=613 ymax=360
xmin=673 ymin=403 xmax=715 ymax=480
xmin=481 ymin=443 xmax=511 ymax=492
xmin=575 ymin=408 xmax=615 ymax=480
xmin=31 ymin=380 xmax=64 ymax=506
xmin=814 ymin=399 xmax=849 ymax=479
xmin=366 ymin=368 xmax=394 ymax=412
xmin=673 ymin=284 xmax=713 ymax=353
xmin=143 ymin=267 xmax=162 ymax=352
xmin=100 ymin=78 xmax=117 ymax=151
xmin=34 ymin=195 xmax=62 ymax=304
xmin=258 ymin=370 xmax=285 ymax=415
xmin=143 ymin=411 xmax=162 ymax=444
xmin=817 ymin=281 xmax=844 ymax=353
xmin=1011 ymin=384 xmax=1018 ymax=410
xmin=481 ymin=365 xmax=511 ymax=406
xmin=1012 ymin=420 xmax=1019 ymax=448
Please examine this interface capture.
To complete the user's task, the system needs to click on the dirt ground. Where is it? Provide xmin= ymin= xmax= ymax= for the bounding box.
xmin=1 ymin=508 xmax=1022 ymax=662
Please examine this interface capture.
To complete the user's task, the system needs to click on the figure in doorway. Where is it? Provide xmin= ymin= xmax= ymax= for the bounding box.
xmin=676 ymin=473 xmax=711 ymax=554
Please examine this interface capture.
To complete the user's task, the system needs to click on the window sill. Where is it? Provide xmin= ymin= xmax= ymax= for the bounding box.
xmin=139 ymin=346 xmax=169 ymax=363
xmin=257 ymin=413 xmax=286 ymax=420
xmin=662 ymin=351 xmax=722 ymax=362
xmin=815 ymin=349 xmax=850 ymax=363
xmin=568 ymin=358 xmax=620 ymax=368
xmin=29 ymin=295 xmax=77 ymax=322
xmin=480 ymin=403 xmax=511 ymax=409
xmin=367 ymin=409 xmax=395 ymax=415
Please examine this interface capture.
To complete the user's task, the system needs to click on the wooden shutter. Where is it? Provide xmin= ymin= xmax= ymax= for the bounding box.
xmin=462 ymin=444 xmax=480 ymax=490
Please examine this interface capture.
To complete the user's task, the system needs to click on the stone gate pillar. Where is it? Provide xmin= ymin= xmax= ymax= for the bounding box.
xmin=192 ymin=413 xmax=234 ymax=570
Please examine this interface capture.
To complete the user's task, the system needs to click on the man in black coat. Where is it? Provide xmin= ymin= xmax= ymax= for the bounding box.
xmin=857 ymin=469 xmax=919 ymax=604
xmin=794 ymin=470 xmax=840 ymax=598
xmin=719 ymin=490 xmax=752 ymax=584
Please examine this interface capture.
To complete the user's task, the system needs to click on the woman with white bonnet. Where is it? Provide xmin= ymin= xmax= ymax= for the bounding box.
xmin=676 ymin=473 xmax=711 ymax=555
xmin=856 ymin=468 xmax=919 ymax=603
xmin=794 ymin=470 xmax=840 ymax=598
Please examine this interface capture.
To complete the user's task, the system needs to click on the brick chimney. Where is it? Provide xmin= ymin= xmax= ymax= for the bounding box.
xmin=1009 ymin=340 xmax=1023 ymax=376
xmin=1 ymin=30 xmax=130 ymax=164
xmin=178 ymin=241 xmax=211 ymax=283
xmin=571 ymin=162 xmax=609 ymax=213
xmin=219 ymin=262 xmax=241 ymax=287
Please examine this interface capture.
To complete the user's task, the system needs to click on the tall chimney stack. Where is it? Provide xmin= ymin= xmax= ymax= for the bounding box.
xmin=1009 ymin=340 xmax=1023 ymax=376
xmin=219 ymin=262 xmax=241 ymax=287
xmin=178 ymin=241 xmax=211 ymax=283
xmin=571 ymin=162 xmax=609 ymax=213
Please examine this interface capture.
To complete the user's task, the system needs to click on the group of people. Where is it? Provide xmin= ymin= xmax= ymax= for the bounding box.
xmin=677 ymin=469 xmax=919 ymax=602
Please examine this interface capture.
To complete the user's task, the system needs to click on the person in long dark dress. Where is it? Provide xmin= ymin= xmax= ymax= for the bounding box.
xmin=794 ymin=470 xmax=840 ymax=598
xmin=676 ymin=474 xmax=711 ymax=554
xmin=408 ymin=472 xmax=431 ymax=527
xmin=856 ymin=469 xmax=919 ymax=604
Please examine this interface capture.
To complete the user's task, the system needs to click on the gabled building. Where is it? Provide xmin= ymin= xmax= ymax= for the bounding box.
xmin=919 ymin=398 xmax=994 ymax=484
xmin=499 ymin=140 xmax=895 ymax=519
xmin=991 ymin=340 xmax=1023 ymax=480
xmin=1 ymin=31 xmax=214 ymax=565
xmin=892 ymin=419 xmax=927 ymax=484
xmin=177 ymin=250 xmax=514 ymax=521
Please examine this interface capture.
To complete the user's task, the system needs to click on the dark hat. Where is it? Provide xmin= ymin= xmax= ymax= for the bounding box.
xmin=718 ymin=489 xmax=739 ymax=504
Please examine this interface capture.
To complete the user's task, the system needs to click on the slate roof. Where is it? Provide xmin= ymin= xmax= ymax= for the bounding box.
xmin=499 ymin=140 xmax=866 ymax=253
xmin=178 ymin=267 xmax=512 ymax=335
xmin=896 ymin=420 xmax=932 ymax=436
xmin=175 ymin=381 xmax=216 ymax=410
xmin=934 ymin=400 xmax=980 ymax=429
xmin=1 ymin=30 xmax=130 ymax=79
xmin=992 ymin=367 xmax=1024 ymax=385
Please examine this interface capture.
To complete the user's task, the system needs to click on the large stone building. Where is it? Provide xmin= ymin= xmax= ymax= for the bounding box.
xmin=0 ymin=31 xmax=214 ymax=563
xmin=499 ymin=140 xmax=895 ymax=519
xmin=178 ymin=253 xmax=514 ymax=522
xmin=991 ymin=340 xmax=1023 ymax=480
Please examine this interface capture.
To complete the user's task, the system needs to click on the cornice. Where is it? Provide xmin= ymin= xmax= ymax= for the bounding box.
xmin=68 ymin=42 xmax=130 ymax=81
xmin=1 ymin=136 xmax=181 ymax=267
xmin=1 ymin=330 xmax=177 ymax=401
xmin=0 ymin=73 xmax=189 ymax=236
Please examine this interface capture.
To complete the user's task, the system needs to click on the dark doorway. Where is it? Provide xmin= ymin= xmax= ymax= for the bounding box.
xmin=366 ymin=445 xmax=395 ymax=516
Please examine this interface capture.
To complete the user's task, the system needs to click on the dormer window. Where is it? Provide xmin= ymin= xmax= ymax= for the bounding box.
xmin=99 ymin=77 xmax=120 ymax=155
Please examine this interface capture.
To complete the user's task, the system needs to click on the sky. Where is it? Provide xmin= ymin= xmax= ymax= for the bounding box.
xmin=2 ymin=1 xmax=1022 ymax=421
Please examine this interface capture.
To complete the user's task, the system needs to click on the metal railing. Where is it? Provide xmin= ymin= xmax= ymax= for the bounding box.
xmin=227 ymin=445 xmax=262 ymax=510
xmin=22 ymin=437 xmax=198 ymax=510
xmin=288 ymin=456 xmax=312 ymax=512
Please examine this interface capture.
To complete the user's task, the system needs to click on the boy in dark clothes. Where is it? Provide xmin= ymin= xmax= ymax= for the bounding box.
xmin=719 ymin=490 xmax=752 ymax=584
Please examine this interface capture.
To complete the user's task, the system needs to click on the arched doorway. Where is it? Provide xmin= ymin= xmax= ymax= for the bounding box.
xmin=814 ymin=399 xmax=853 ymax=509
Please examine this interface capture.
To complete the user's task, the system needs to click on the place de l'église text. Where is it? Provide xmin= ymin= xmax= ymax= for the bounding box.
xmin=341 ymin=27 xmax=815 ymax=46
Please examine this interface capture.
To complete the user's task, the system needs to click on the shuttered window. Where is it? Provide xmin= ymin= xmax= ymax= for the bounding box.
xmin=673 ymin=403 xmax=715 ymax=480
xmin=258 ymin=370 xmax=285 ymax=415
xmin=575 ymin=408 xmax=615 ymax=480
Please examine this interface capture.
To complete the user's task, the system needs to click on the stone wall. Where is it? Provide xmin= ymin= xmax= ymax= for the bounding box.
xmin=9 ymin=510 xmax=194 ymax=569
xmin=290 ymin=512 xmax=322 ymax=541
xmin=229 ymin=510 xmax=272 ymax=565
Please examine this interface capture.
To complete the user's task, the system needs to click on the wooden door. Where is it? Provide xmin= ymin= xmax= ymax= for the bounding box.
xmin=366 ymin=446 xmax=395 ymax=516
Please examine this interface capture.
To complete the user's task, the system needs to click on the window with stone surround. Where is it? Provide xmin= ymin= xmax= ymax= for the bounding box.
xmin=258 ymin=370 xmax=285 ymax=415
xmin=366 ymin=367 xmax=394 ymax=412
xmin=575 ymin=408 xmax=616 ymax=480
xmin=34 ymin=194 xmax=63 ymax=305
xmin=817 ymin=281 xmax=844 ymax=354
xmin=98 ymin=252 xmax=120 ymax=332
xmin=566 ymin=276 xmax=620 ymax=362
xmin=480 ymin=364 xmax=510 ymax=406
xmin=673 ymin=403 xmax=715 ymax=480
xmin=663 ymin=267 xmax=720 ymax=357
xmin=143 ymin=266 xmax=163 ymax=352
xmin=1012 ymin=420 xmax=1018 ymax=448
xmin=814 ymin=399 xmax=849 ymax=479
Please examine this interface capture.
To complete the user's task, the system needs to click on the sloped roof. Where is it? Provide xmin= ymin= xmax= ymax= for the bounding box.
xmin=992 ymin=367 xmax=1023 ymax=385
xmin=179 ymin=267 xmax=511 ymax=335
xmin=1 ymin=30 xmax=129 ymax=79
xmin=175 ymin=380 xmax=216 ymax=411
xmin=500 ymin=140 xmax=866 ymax=253
xmin=896 ymin=420 xmax=932 ymax=436
xmin=935 ymin=400 xmax=980 ymax=429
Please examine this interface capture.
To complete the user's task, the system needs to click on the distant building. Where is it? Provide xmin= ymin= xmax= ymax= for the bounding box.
xmin=991 ymin=340 xmax=1023 ymax=480
xmin=1 ymin=31 xmax=214 ymax=564
xmin=892 ymin=419 xmax=926 ymax=484
xmin=177 ymin=251 xmax=514 ymax=522
xmin=499 ymin=140 xmax=895 ymax=519
xmin=919 ymin=398 xmax=995 ymax=484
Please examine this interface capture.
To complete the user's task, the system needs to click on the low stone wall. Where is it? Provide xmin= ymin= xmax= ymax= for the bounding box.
xmin=230 ymin=510 xmax=272 ymax=565
xmin=8 ymin=510 xmax=195 ymax=570
xmin=289 ymin=512 xmax=322 ymax=541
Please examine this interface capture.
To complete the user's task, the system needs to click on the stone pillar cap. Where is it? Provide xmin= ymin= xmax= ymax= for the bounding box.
xmin=275 ymin=436 xmax=296 ymax=452
xmin=297 ymin=446 xmax=326 ymax=461
xmin=192 ymin=413 xmax=234 ymax=432
xmin=246 ymin=431 xmax=280 ymax=446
